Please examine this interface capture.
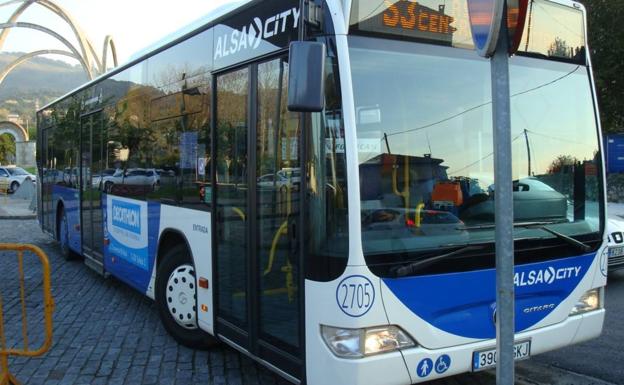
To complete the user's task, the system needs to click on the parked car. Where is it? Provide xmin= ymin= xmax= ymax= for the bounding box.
xmin=92 ymin=168 xmax=117 ymax=189
xmin=102 ymin=168 xmax=160 ymax=192
xmin=257 ymin=173 xmax=290 ymax=190
xmin=606 ymin=218 xmax=624 ymax=272
xmin=0 ymin=166 xmax=36 ymax=193
xmin=461 ymin=177 xmax=567 ymax=223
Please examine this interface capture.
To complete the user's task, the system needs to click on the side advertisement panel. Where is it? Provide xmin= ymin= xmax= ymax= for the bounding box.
xmin=104 ymin=195 xmax=160 ymax=293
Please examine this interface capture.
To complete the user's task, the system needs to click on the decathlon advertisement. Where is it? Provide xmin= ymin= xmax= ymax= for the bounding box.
xmin=104 ymin=196 xmax=160 ymax=292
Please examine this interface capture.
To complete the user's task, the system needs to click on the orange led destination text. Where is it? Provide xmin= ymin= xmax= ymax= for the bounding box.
xmin=382 ymin=0 xmax=456 ymax=35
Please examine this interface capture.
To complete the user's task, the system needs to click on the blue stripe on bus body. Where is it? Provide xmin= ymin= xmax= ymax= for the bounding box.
xmin=103 ymin=197 xmax=161 ymax=294
xmin=383 ymin=253 xmax=595 ymax=339
xmin=52 ymin=185 xmax=81 ymax=254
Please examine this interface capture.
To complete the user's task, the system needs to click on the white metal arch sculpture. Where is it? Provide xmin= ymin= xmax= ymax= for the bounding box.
xmin=0 ymin=49 xmax=77 ymax=84
xmin=0 ymin=22 xmax=92 ymax=77
xmin=0 ymin=0 xmax=118 ymax=87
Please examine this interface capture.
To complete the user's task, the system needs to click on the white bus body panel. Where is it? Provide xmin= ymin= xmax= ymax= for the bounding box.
xmin=154 ymin=205 xmax=214 ymax=334
xmin=305 ymin=266 xmax=413 ymax=385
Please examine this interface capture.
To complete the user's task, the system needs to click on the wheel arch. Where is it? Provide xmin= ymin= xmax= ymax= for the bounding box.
xmin=156 ymin=228 xmax=195 ymax=271
xmin=54 ymin=197 xmax=67 ymax=241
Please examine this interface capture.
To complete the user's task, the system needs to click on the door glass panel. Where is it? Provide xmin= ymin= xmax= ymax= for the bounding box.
xmin=42 ymin=129 xmax=52 ymax=232
xmin=257 ymin=58 xmax=300 ymax=350
xmin=91 ymin=114 xmax=104 ymax=257
xmin=81 ymin=117 xmax=94 ymax=252
xmin=216 ymin=68 xmax=249 ymax=327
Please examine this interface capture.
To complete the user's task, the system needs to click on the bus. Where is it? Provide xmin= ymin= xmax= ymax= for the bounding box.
xmin=37 ymin=0 xmax=607 ymax=383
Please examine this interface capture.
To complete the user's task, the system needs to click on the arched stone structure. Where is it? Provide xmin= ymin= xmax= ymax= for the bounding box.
xmin=0 ymin=121 xmax=35 ymax=166
xmin=0 ymin=120 xmax=28 ymax=142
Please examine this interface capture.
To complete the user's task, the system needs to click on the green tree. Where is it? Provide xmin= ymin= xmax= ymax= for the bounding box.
xmin=0 ymin=133 xmax=15 ymax=164
xmin=548 ymin=37 xmax=572 ymax=58
xmin=547 ymin=154 xmax=578 ymax=174
xmin=580 ymin=0 xmax=624 ymax=133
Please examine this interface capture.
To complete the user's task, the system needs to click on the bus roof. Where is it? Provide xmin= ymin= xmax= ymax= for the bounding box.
xmin=39 ymin=0 xmax=254 ymax=113
xmin=126 ymin=1 xmax=249 ymax=63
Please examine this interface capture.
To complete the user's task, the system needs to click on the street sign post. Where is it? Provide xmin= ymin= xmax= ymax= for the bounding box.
xmin=467 ymin=1 xmax=529 ymax=384
xmin=490 ymin=15 xmax=515 ymax=384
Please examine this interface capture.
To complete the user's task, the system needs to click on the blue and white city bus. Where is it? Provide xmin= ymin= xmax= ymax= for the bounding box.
xmin=37 ymin=0 xmax=607 ymax=383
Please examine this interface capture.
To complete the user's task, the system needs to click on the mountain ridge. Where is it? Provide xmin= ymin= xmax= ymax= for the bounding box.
xmin=0 ymin=51 xmax=88 ymax=129
xmin=0 ymin=51 xmax=87 ymax=99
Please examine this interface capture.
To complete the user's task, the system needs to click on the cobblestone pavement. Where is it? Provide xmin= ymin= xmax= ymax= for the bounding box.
xmin=0 ymin=219 xmax=575 ymax=385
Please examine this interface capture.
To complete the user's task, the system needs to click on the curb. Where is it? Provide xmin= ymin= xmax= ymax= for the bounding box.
xmin=0 ymin=215 xmax=36 ymax=220
xmin=481 ymin=362 xmax=617 ymax=385
xmin=516 ymin=361 xmax=617 ymax=385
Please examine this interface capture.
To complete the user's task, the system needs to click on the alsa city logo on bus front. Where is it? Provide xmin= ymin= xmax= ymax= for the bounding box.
xmin=214 ymin=7 xmax=300 ymax=60
xmin=111 ymin=200 xmax=141 ymax=235
xmin=514 ymin=266 xmax=582 ymax=287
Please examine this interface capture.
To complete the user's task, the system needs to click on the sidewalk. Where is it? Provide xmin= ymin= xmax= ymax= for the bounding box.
xmin=0 ymin=195 xmax=37 ymax=219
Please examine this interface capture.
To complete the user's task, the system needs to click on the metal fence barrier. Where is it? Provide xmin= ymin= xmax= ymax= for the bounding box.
xmin=0 ymin=244 xmax=54 ymax=385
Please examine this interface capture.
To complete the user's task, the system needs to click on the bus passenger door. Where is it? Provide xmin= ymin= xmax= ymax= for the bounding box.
xmin=80 ymin=111 xmax=105 ymax=273
xmin=253 ymin=57 xmax=302 ymax=378
xmin=215 ymin=57 xmax=302 ymax=380
xmin=215 ymin=67 xmax=251 ymax=343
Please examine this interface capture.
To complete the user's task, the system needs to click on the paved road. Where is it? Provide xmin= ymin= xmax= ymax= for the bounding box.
xmin=1 ymin=219 xmax=619 ymax=385
xmin=532 ymin=269 xmax=624 ymax=384
xmin=0 ymin=220 xmax=496 ymax=385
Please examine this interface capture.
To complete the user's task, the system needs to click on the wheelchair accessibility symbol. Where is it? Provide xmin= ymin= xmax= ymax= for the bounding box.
xmin=435 ymin=354 xmax=451 ymax=374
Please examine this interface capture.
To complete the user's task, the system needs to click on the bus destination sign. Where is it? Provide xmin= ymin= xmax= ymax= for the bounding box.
xmin=352 ymin=0 xmax=458 ymax=45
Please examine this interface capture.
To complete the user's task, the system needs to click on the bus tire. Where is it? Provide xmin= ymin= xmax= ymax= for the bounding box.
xmin=155 ymin=244 xmax=219 ymax=349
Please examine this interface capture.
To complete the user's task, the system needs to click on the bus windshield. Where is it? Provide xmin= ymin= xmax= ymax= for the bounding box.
xmin=350 ymin=36 xmax=602 ymax=277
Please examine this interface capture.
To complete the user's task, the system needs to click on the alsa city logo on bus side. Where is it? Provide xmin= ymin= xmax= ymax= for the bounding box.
xmin=111 ymin=200 xmax=141 ymax=235
xmin=514 ymin=266 xmax=582 ymax=287
xmin=214 ymin=7 xmax=300 ymax=60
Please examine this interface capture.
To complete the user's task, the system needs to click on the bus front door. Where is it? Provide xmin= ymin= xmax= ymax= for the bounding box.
xmin=215 ymin=57 xmax=302 ymax=381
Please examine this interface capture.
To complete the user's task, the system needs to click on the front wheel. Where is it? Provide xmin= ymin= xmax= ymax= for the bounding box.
xmin=155 ymin=245 xmax=219 ymax=349
xmin=10 ymin=181 xmax=19 ymax=193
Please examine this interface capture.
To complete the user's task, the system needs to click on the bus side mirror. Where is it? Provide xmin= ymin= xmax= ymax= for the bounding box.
xmin=287 ymin=41 xmax=326 ymax=112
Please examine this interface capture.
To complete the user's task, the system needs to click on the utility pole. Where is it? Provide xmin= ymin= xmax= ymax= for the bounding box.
xmin=524 ymin=129 xmax=532 ymax=176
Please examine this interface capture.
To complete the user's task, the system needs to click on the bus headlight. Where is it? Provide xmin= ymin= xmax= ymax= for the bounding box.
xmin=569 ymin=288 xmax=602 ymax=316
xmin=321 ymin=325 xmax=416 ymax=359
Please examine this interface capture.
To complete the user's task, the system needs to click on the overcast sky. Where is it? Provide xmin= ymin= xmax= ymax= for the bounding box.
xmin=0 ymin=0 xmax=239 ymax=67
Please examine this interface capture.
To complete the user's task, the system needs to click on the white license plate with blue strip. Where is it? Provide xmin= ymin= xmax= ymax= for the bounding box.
xmin=609 ymin=246 xmax=624 ymax=257
xmin=472 ymin=341 xmax=531 ymax=371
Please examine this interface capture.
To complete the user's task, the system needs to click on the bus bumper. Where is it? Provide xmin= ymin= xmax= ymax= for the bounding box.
xmin=306 ymin=309 xmax=604 ymax=385
xmin=400 ymin=309 xmax=605 ymax=383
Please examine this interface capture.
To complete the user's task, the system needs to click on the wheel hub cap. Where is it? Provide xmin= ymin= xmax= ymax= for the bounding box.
xmin=166 ymin=264 xmax=198 ymax=330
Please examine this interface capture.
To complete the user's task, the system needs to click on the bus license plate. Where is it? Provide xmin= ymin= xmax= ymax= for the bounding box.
xmin=472 ymin=341 xmax=531 ymax=371
xmin=609 ymin=246 xmax=624 ymax=257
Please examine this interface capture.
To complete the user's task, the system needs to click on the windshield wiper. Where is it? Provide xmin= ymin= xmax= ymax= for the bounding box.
xmin=523 ymin=224 xmax=592 ymax=253
xmin=392 ymin=244 xmax=490 ymax=277
xmin=458 ymin=221 xmax=591 ymax=253
xmin=458 ymin=221 xmax=563 ymax=230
